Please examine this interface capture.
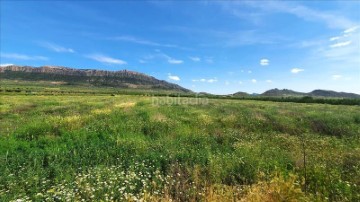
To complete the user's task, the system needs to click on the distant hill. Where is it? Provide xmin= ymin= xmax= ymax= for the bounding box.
xmin=309 ymin=90 xmax=360 ymax=98
xmin=261 ymin=88 xmax=360 ymax=98
xmin=262 ymin=88 xmax=306 ymax=97
xmin=197 ymin=92 xmax=215 ymax=96
xmin=0 ymin=65 xmax=191 ymax=93
xmin=230 ymin=91 xmax=249 ymax=97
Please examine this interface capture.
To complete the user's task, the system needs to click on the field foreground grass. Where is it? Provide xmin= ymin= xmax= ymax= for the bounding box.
xmin=0 ymin=95 xmax=359 ymax=201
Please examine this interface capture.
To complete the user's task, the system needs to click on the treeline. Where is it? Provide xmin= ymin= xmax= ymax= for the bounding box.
xmin=2 ymin=87 xmax=359 ymax=105
xmin=241 ymin=96 xmax=360 ymax=106
xmin=161 ymin=94 xmax=360 ymax=106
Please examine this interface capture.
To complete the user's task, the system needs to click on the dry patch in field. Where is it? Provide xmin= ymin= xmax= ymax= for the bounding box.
xmin=50 ymin=115 xmax=83 ymax=130
xmin=252 ymin=112 xmax=266 ymax=121
xmin=198 ymin=114 xmax=213 ymax=125
xmin=151 ymin=113 xmax=168 ymax=122
xmin=221 ymin=114 xmax=237 ymax=124
xmin=114 ymin=102 xmax=136 ymax=108
xmin=91 ymin=108 xmax=112 ymax=115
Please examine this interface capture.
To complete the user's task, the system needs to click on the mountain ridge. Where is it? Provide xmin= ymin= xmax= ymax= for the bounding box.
xmin=259 ymin=88 xmax=360 ymax=98
xmin=1 ymin=65 xmax=359 ymax=98
xmin=0 ymin=65 xmax=191 ymax=92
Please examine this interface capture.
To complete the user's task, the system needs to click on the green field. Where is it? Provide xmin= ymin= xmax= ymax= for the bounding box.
xmin=0 ymin=94 xmax=359 ymax=201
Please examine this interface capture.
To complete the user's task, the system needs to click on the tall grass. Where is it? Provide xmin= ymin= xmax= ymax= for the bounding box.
xmin=0 ymin=95 xmax=359 ymax=201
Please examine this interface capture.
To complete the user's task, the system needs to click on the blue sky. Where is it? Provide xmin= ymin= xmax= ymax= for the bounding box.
xmin=1 ymin=1 xmax=359 ymax=94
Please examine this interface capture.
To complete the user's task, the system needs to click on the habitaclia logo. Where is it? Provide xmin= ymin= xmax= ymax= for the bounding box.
xmin=151 ymin=94 xmax=209 ymax=105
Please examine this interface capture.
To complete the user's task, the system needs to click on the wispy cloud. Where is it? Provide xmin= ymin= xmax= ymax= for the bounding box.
xmin=321 ymin=26 xmax=360 ymax=64
xmin=266 ymin=80 xmax=272 ymax=83
xmin=0 ymin=53 xmax=48 ymax=60
xmin=110 ymin=35 xmax=184 ymax=49
xmin=236 ymin=1 xmax=356 ymax=29
xmin=168 ymin=74 xmax=180 ymax=81
xmin=251 ymin=79 xmax=257 ymax=83
xmin=207 ymin=78 xmax=218 ymax=83
xmin=332 ymin=75 xmax=343 ymax=80
xmin=291 ymin=68 xmax=304 ymax=74
xmin=329 ymin=36 xmax=341 ymax=41
xmin=142 ymin=50 xmax=183 ymax=64
xmin=260 ymin=58 xmax=269 ymax=66
xmin=39 ymin=42 xmax=75 ymax=53
xmin=192 ymin=78 xmax=218 ymax=83
xmin=164 ymin=26 xmax=280 ymax=47
xmin=189 ymin=56 xmax=200 ymax=62
xmin=344 ymin=26 xmax=359 ymax=34
xmin=168 ymin=58 xmax=183 ymax=64
xmin=328 ymin=25 xmax=358 ymax=42
xmin=86 ymin=54 xmax=126 ymax=65
xmin=330 ymin=41 xmax=352 ymax=48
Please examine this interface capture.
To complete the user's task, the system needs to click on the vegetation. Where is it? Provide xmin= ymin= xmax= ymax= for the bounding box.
xmin=1 ymin=80 xmax=359 ymax=106
xmin=0 ymin=92 xmax=359 ymax=201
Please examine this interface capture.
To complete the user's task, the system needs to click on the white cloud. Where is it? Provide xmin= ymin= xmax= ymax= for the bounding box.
xmin=329 ymin=36 xmax=341 ymax=41
xmin=225 ymin=81 xmax=230 ymax=85
xmin=168 ymin=74 xmax=180 ymax=81
xmin=291 ymin=68 xmax=304 ymax=74
xmin=40 ymin=42 xmax=74 ymax=53
xmin=0 ymin=53 xmax=48 ymax=60
xmin=207 ymin=79 xmax=217 ymax=83
xmin=305 ymin=26 xmax=359 ymax=66
xmin=86 ymin=54 xmax=126 ymax=65
xmin=328 ymin=26 xmax=358 ymax=45
xmin=322 ymin=27 xmax=359 ymax=63
xmin=189 ymin=56 xmax=201 ymax=62
xmin=260 ymin=58 xmax=269 ymax=66
xmin=0 ymin=63 xmax=14 ymax=67
xmin=111 ymin=35 xmax=179 ymax=48
xmin=251 ymin=79 xmax=257 ymax=83
xmin=330 ymin=41 xmax=352 ymax=48
xmin=248 ymin=70 xmax=252 ymax=73
xmin=139 ymin=59 xmax=146 ymax=63
xmin=143 ymin=51 xmax=183 ymax=64
xmin=344 ymin=26 xmax=359 ymax=34
xmin=237 ymin=1 xmax=356 ymax=29
xmin=266 ymin=80 xmax=272 ymax=83
xmin=192 ymin=78 xmax=218 ymax=83
xmin=332 ymin=75 xmax=342 ymax=80
xmin=168 ymin=58 xmax=183 ymax=64
xmin=238 ymin=81 xmax=243 ymax=84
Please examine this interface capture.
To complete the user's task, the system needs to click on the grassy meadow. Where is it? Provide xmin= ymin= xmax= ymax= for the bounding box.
xmin=0 ymin=94 xmax=359 ymax=201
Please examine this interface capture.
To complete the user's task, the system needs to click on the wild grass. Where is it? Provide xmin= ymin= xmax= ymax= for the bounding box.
xmin=0 ymin=95 xmax=359 ymax=201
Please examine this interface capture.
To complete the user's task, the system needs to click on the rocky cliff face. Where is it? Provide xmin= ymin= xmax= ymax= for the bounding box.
xmin=0 ymin=65 xmax=191 ymax=92
xmin=1 ymin=65 xmax=151 ymax=77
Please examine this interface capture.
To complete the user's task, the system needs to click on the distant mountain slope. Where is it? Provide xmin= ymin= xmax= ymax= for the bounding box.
xmin=262 ymin=88 xmax=306 ymax=97
xmin=261 ymin=88 xmax=360 ymax=98
xmin=231 ymin=91 xmax=249 ymax=97
xmin=309 ymin=90 xmax=360 ymax=98
xmin=0 ymin=65 xmax=191 ymax=92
